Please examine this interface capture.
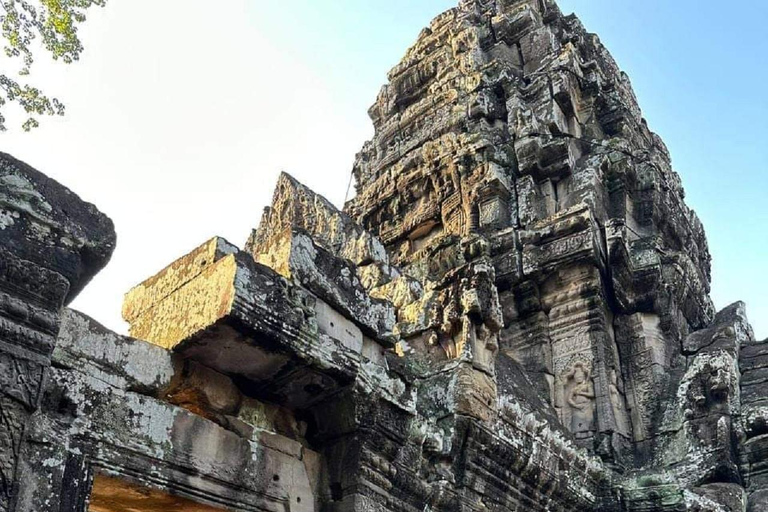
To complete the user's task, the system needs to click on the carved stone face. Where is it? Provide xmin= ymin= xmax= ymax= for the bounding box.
xmin=573 ymin=368 xmax=586 ymax=384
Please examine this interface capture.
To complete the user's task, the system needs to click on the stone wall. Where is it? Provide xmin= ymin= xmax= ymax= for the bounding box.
xmin=0 ymin=1 xmax=765 ymax=511
xmin=0 ymin=152 xmax=114 ymax=511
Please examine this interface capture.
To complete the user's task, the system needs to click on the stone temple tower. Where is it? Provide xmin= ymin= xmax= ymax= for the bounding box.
xmin=0 ymin=1 xmax=766 ymax=511
xmin=345 ymin=0 xmax=715 ymax=459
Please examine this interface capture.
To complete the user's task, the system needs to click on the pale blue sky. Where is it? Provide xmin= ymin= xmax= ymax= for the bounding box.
xmin=3 ymin=1 xmax=765 ymax=338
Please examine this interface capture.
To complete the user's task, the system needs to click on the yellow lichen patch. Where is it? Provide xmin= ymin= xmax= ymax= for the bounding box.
xmin=127 ymin=255 xmax=238 ymax=350
xmin=454 ymin=365 xmax=497 ymax=422
xmin=398 ymin=293 xmax=433 ymax=325
xmin=251 ymin=228 xmax=295 ymax=280
xmin=123 ymin=238 xmax=228 ymax=323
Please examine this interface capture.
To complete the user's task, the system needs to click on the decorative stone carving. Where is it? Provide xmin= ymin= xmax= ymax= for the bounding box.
xmin=0 ymin=397 xmax=25 ymax=509
xmin=563 ymin=361 xmax=596 ymax=435
xmin=0 ymin=1 xmax=765 ymax=511
xmin=0 ymin=152 xmax=114 ymax=511
xmin=609 ymin=369 xmax=631 ymax=436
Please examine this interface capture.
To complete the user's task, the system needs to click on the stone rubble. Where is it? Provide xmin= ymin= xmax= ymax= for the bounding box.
xmin=0 ymin=1 xmax=765 ymax=511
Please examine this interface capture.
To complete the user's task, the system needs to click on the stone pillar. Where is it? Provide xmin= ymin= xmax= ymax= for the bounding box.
xmin=0 ymin=248 xmax=67 ymax=510
xmin=0 ymin=153 xmax=114 ymax=511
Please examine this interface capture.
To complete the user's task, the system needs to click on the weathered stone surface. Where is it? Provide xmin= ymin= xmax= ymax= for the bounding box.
xmin=13 ymin=286 xmax=326 ymax=511
xmin=248 ymin=227 xmax=397 ymax=343
xmin=19 ymin=367 xmax=322 ymax=512
xmin=0 ymin=1 xmax=765 ymax=511
xmin=691 ymin=483 xmax=746 ymax=512
xmin=740 ymin=333 xmax=768 ymax=498
xmin=122 ymin=236 xmax=238 ymax=325
xmin=644 ymin=302 xmax=752 ymax=490
xmin=344 ymin=0 xmax=718 ymax=466
xmin=248 ymin=172 xmax=390 ymax=270
xmin=55 ymin=308 xmax=174 ymax=394
xmin=0 ymin=153 xmax=115 ymax=512
xmin=163 ymin=358 xmax=243 ymax=420
xmin=0 ymin=152 xmax=115 ymax=303
xmin=748 ymin=489 xmax=768 ymax=512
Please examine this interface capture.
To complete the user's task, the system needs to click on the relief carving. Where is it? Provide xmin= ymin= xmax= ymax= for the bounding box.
xmin=0 ymin=350 xmax=45 ymax=410
xmin=0 ymin=0 xmax=761 ymax=509
xmin=609 ymin=369 xmax=630 ymax=436
xmin=0 ymin=397 xmax=25 ymax=511
xmin=562 ymin=361 xmax=596 ymax=436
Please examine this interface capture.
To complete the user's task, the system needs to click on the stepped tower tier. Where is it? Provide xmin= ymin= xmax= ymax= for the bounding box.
xmin=345 ymin=0 xmax=715 ymax=457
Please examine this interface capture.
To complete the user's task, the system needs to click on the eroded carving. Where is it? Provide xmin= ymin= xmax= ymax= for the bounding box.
xmin=0 ymin=1 xmax=764 ymax=511
xmin=563 ymin=361 xmax=596 ymax=436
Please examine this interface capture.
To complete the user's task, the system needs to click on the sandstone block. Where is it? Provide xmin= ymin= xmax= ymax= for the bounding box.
xmin=123 ymin=237 xmax=370 ymax=410
xmin=250 ymin=227 xmax=396 ymax=344
xmin=56 ymin=308 xmax=174 ymax=394
xmin=0 ymin=152 xmax=115 ymax=304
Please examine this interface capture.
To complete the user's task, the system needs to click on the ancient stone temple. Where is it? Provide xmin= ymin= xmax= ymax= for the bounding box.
xmin=0 ymin=0 xmax=765 ymax=510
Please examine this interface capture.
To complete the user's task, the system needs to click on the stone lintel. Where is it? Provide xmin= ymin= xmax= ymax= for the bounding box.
xmin=123 ymin=237 xmax=238 ymax=324
xmin=123 ymin=238 xmax=382 ymax=409
xmin=520 ymin=203 xmax=604 ymax=277
xmin=56 ymin=308 xmax=175 ymax=395
xmin=250 ymin=227 xmax=397 ymax=345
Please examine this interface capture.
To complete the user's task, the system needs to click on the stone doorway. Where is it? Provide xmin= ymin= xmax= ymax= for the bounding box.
xmin=88 ymin=474 xmax=226 ymax=512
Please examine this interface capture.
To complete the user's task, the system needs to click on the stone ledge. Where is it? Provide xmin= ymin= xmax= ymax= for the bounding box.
xmin=0 ymin=152 xmax=115 ymax=304
xmin=122 ymin=237 xmax=389 ymax=410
